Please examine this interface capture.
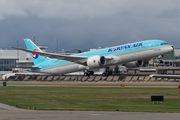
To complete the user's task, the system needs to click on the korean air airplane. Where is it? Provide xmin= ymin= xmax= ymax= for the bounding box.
xmin=11 ymin=39 xmax=173 ymax=76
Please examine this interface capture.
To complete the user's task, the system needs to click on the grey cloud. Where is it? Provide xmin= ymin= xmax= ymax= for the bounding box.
xmin=2 ymin=0 xmax=180 ymax=20
xmin=0 ymin=0 xmax=180 ymax=52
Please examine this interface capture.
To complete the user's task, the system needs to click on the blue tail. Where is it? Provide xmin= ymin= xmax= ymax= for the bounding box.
xmin=24 ymin=39 xmax=50 ymax=65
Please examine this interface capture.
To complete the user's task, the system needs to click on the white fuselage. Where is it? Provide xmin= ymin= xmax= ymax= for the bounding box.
xmin=37 ymin=45 xmax=173 ymax=74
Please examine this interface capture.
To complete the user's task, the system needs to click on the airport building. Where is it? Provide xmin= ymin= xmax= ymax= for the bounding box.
xmin=174 ymin=48 xmax=180 ymax=60
xmin=0 ymin=46 xmax=47 ymax=78
xmin=0 ymin=49 xmax=28 ymax=74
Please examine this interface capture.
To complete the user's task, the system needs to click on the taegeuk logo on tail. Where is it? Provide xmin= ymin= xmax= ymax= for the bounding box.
xmin=32 ymin=49 xmax=39 ymax=59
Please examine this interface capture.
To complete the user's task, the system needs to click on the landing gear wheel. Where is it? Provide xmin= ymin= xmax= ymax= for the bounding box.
xmin=102 ymin=71 xmax=110 ymax=77
xmin=84 ymin=72 xmax=89 ymax=76
xmin=109 ymin=71 xmax=112 ymax=75
xmin=84 ymin=70 xmax=94 ymax=76
xmin=102 ymin=67 xmax=112 ymax=76
xmin=90 ymin=71 xmax=94 ymax=75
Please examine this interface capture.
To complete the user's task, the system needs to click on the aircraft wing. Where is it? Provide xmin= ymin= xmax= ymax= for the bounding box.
xmin=11 ymin=46 xmax=113 ymax=65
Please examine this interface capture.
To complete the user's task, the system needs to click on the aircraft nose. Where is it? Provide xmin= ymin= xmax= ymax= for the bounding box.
xmin=167 ymin=46 xmax=173 ymax=53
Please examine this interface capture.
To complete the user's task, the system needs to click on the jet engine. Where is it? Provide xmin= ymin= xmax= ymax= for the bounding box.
xmin=87 ymin=55 xmax=106 ymax=68
xmin=124 ymin=60 xmax=143 ymax=68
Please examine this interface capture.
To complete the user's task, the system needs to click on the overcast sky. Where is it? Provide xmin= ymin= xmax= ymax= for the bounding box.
xmin=1 ymin=0 xmax=180 ymax=52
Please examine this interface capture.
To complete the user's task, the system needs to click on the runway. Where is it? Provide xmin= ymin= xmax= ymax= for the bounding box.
xmin=1 ymin=108 xmax=180 ymax=120
xmin=0 ymin=83 xmax=178 ymax=88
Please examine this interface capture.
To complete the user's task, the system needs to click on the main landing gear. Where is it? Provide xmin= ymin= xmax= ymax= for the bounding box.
xmin=102 ymin=68 xmax=112 ymax=76
xmin=84 ymin=68 xmax=112 ymax=76
xmin=84 ymin=70 xmax=94 ymax=76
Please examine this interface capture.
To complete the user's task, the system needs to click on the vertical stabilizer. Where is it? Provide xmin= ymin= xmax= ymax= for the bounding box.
xmin=24 ymin=39 xmax=50 ymax=65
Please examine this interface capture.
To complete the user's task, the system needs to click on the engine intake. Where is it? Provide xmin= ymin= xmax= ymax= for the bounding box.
xmin=87 ymin=55 xmax=106 ymax=68
xmin=124 ymin=60 xmax=143 ymax=68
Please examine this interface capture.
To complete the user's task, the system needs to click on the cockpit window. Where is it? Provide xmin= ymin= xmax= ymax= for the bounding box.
xmin=161 ymin=43 xmax=168 ymax=45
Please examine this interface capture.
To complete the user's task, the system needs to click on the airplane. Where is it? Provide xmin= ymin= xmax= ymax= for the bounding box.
xmin=11 ymin=39 xmax=173 ymax=76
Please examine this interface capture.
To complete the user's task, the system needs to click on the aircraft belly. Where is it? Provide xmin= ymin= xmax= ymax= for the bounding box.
xmin=39 ymin=63 xmax=86 ymax=74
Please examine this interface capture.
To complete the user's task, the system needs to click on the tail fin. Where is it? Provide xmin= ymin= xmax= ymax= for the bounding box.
xmin=24 ymin=39 xmax=50 ymax=65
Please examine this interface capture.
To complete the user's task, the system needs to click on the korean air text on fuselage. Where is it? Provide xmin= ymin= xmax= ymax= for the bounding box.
xmin=108 ymin=42 xmax=143 ymax=52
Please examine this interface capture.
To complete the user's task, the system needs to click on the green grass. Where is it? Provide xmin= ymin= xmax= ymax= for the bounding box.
xmin=0 ymin=81 xmax=179 ymax=86
xmin=0 ymin=86 xmax=180 ymax=112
